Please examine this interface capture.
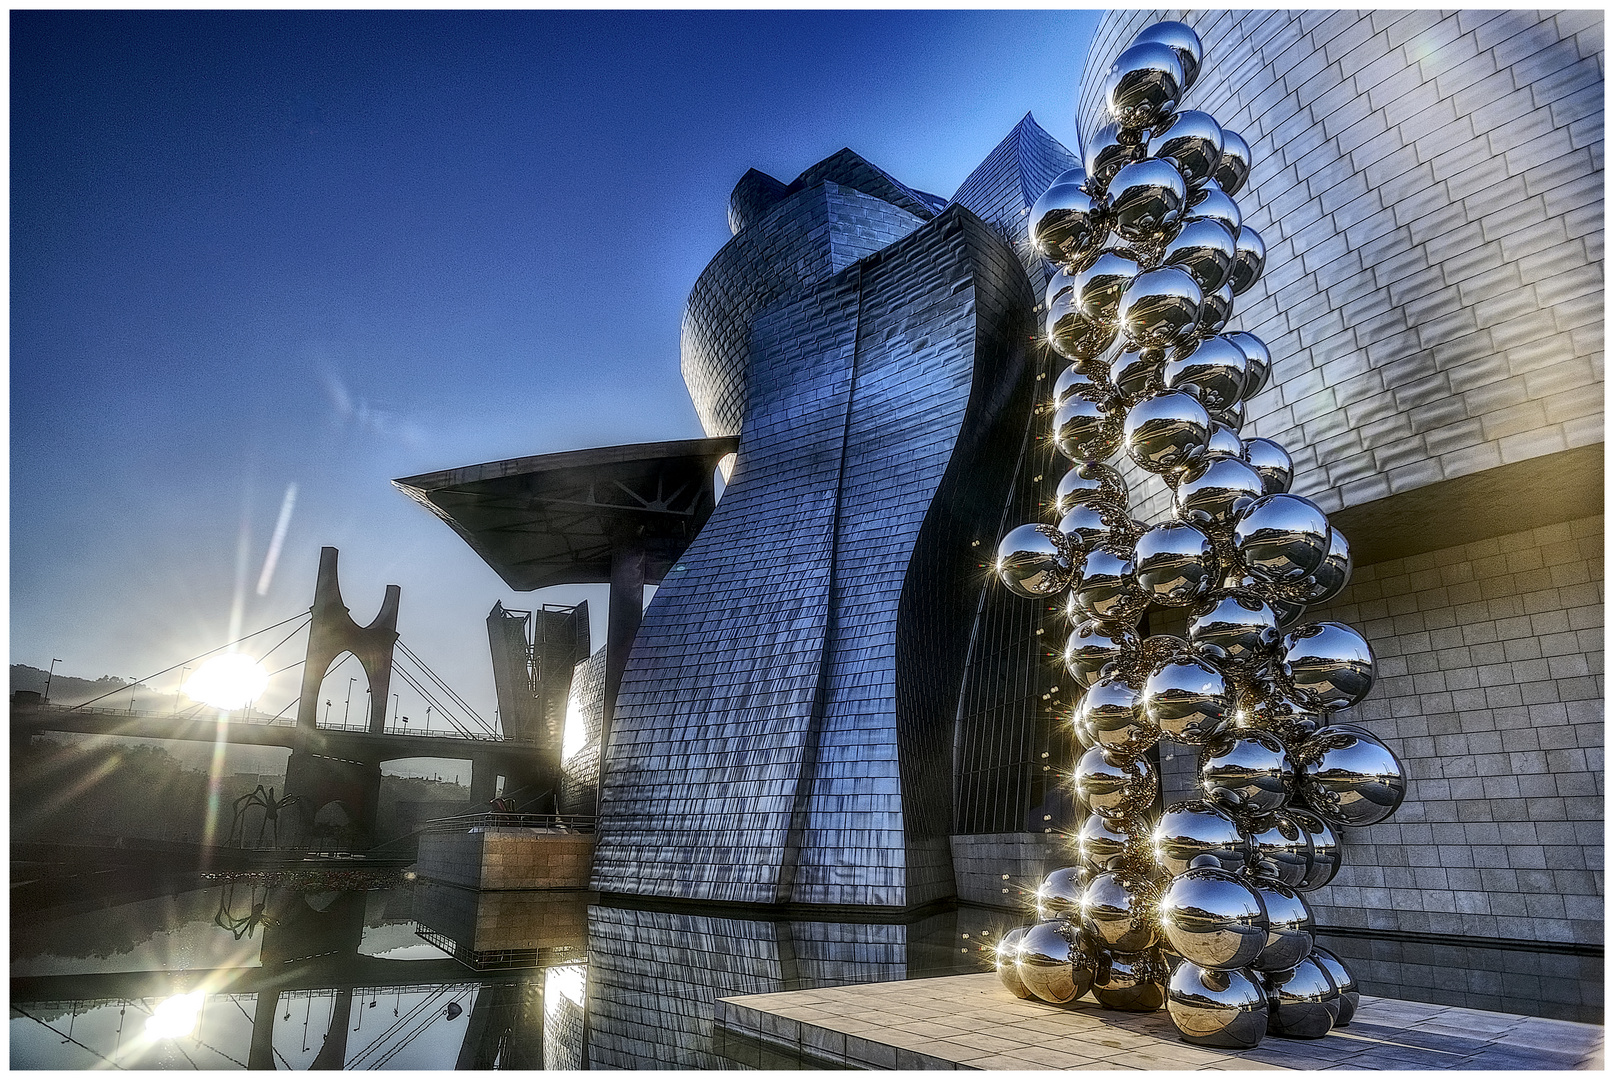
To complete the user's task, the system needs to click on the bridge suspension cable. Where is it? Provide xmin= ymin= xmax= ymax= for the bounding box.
xmin=65 ymin=611 xmax=315 ymax=712
xmin=388 ymin=636 xmax=490 ymax=736
xmin=392 ymin=639 xmax=487 ymax=732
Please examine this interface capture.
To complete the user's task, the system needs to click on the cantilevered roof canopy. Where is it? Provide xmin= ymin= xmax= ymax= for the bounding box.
xmin=394 ymin=437 xmax=738 ymax=591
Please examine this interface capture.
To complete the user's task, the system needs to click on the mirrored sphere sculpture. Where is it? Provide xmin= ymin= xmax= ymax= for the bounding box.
xmin=1295 ymin=728 xmax=1408 ymax=827
xmin=990 ymin=19 xmax=1406 ymax=1051
xmin=1263 ymin=957 xmax=1340 ymax=1038
xmin=995 ymin=523 xmax=1072 ymax=597
xmin=1103 ymin=42 xmax=1185 ymax=129
xmin=1168 ymin=964 xmax=1268 ymax=1048
xmin=1017 ymin=920 xmax=1095 ymax=1006
xmin=1159 ymin=858 xmax=1270 ymax=970
xmin=996 ymin=927 xmax=1034 ymax=999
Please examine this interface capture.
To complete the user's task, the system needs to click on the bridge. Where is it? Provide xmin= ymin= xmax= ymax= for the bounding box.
xmin=13 ymin=546 xmax=579 ymax=850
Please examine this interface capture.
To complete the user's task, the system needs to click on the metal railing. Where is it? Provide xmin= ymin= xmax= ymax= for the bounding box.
xmin=16 ymin=701 xmax=502 ymax=741
xmin=416 ymin=810 xmax=597 ymax=835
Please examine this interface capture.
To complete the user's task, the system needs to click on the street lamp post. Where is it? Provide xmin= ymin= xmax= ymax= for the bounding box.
xmin=392 ymin=694 xmax=400 ymax=726
xmin=43 ymin=659 xmax=62 ymax=705
xmin=344 ymin=677 xmax=356 ymax=724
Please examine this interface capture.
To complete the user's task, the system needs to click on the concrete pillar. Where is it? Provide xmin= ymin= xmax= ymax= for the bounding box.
xmin=310 ymin=989 xmax=352 ymax=1069
xmin=468 ymin=757 xmax=497 ymax=808
xmin=249 ymin=990 xmax=279 ymax=1070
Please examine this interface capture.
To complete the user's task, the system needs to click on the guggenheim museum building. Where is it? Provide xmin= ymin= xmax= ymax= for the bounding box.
xmin=398 ymin=9 xmax=1601 ymax=1021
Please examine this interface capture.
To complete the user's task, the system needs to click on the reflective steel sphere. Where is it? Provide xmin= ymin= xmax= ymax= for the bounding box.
xmin=1030 ymin=178 xmax=1105 ymax=265
xmin=1017 ymin=919 xmax=1095 ymax=1006
xmin=1058 ymin=499 xmax=1128 ymax=555
xmin=1173 ymin=457 xmax=1266 ymax=532
xmin=1290 ymin=527 xmax=1353 ymax=605
xmin=1251 ymin=880 xmax=1314 ymax=973
xmin=1124 ymin=389 xmax=1212 ymax=475
xmin=1075 ymin=745 xmax=1158 ymax=823
xmin=1119 ymin=267 xmax=1203 ymax=348
xmin=1283 ymin=621 xmax=1375 ymax=709
xmin=1312 ymin=947 xmax=1359 ymax=1026
xmin=1229 ymin=225 xmax=1267 ymax=295
xmin=1037 ymin=865 xmax=1088 ymax=921
xmin=1263 ymin=956 xmax=1339 ymax=1038
xmin=1167 ymin=963 xmax=1267 ymax=1048
xmin=1224 ymin=331 xmax=1272 ymax=400
xmin=1241 ymin=437 xmax=1293 ymax=495
xmin=1079 ymin=674 xmax=1157 ymax=756
xmin=1102 ymin=41 xmax=1185 ymax=130
xmin=1149 ymin=110 xmax=1224 ymax=188
xmin=1182 ymin=181 xmax=1242 ymax=239
xmin=1296 ymin=727 xmax=1407 ymax=828
xmin=1248 ymin=811 xmax=1312 ymax=889
xmin=1164 ymin=336 xmax=1249 ymax=413
xmin=1159 ymin=858 xmax=1270 ymax=971
xmin=1161 ymin=218 xmax=1237 ymax=293
xmin=1082 ymin=868 xmax=1162 ymax=952
xmin=1109 ymin=159 xmax=1188 ymax=243
xmin=996 ymin=523 xmax=1072 ymax=598
xmin=1065 ymin=619 xmax=1140 ymax=690
xmin=1053 ymin=390 xmax=1123 ymax=462
xmin=1109 ymin=346 xmax=1166 ymax=405
xmin=1213 ymin=129 xmax=1252 ymax=196
xmin=1077 ymin=812 xmax=1147 ymax=874
xmin=1233 ymin=494 xmax=1332 ymax=583
xmin=1200 ymin=731 xmax=1296 ymax=815
xmin=1075 ymin=251 xmax=1143 ymax=325
xmin=1051 ymin=360 xmax=1100 ymax=408
xmin=1055 ymin=461 xmax=1129 ymax=515
xmin=1047 ymin=292 xmax=1120 ymax=361
xmin=1131 ymin=20 xmax=1203 ymax=91
xmin=1134 ymin=521 xmax=1215 ymax=607
xmin=1290 ymin=808 xmax=1341 ymax=891
xmin=1073 ymin=546 xmax=1150 ymax=627
xmin=1143 ymin=656 xmax=1231 ymax=746
xmin=1205 ymin=421 xmax=1245 ymax=461
xmin=1092 ymin=948 xmax=1168 ymax=1011
xmin=1085 ymin=121 xmax=1146 ymax=187
xmin=1154 ymin=801 xmax=1250 ymax=875
xmin=996 ymin=926 xmax=1034 ymax=999
xmin=1195 ymin=282 xmax=1235 ymax=337
xmin=1188 ymin=593 xmax=1281 ymax=670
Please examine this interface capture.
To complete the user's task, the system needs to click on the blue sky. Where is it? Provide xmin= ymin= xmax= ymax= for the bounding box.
xmin=12 ymin=10 xmax=1101 ymax=727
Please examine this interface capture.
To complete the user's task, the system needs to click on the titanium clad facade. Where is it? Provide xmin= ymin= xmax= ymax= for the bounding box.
xmin=594 ymin=150 xmax=1040 ymax=905
xmin=558 ymin=647 xmax=606 ymax=816
xmin=1080 ymin=9 xmax=1603 ymax=971
xmin=682 ymin=156 xmax=935 ymax=437
xmin=583 ymin=905 xmax=957 ymax=1069
xmin=946 ymin=117 xmax=1084 ymax=838
xmin=949 ymin=112 xmax=1083 ymax=284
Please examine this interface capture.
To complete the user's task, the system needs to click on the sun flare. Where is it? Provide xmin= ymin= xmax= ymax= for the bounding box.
xmin=183 ymin=654 xmax=269 ymax=710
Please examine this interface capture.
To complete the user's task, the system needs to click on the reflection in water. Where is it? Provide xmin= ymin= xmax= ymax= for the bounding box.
xmin=12 ymin=867 xmax=1600 ymax=1068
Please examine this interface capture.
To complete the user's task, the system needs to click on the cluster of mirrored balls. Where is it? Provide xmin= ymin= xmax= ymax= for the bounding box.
xmin=990 ymin=21 xmax=1408 ymax=1049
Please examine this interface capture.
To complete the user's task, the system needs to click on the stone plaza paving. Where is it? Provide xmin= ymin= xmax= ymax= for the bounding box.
xmin=716 ymin=972 xmax=1603 ymax=1070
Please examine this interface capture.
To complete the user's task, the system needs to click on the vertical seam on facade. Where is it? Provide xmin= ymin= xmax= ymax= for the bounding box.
xmin=776 ymin=263 xmax=866 ymax=905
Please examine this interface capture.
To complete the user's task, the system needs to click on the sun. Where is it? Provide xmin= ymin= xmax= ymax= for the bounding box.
xmin=184 ymin=654 xmax=269 ymax=710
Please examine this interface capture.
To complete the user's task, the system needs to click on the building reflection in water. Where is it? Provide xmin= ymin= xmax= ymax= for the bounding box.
xmin=11 ymin=871 xmax=1598 ymax=1069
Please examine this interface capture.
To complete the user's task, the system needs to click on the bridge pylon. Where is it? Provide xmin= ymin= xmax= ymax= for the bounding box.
xmin=295 ymin=546 xmax=399 ymax=734
xmin=283 ymin=547 xmax=399 ymax=850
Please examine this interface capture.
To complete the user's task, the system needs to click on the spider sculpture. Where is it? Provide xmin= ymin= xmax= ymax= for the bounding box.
xmin=227 ymin=785 xmax=306 ymax=848
xmin=214 ymin=880 xmax=277 ymax=940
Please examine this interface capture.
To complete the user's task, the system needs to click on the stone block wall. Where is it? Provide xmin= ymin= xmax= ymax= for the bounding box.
xmin=416 ymin=827 xmax=593 ymax=890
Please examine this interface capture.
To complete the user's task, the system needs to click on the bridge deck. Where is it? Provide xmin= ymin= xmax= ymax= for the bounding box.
xmin=15 ymin=703 xmax=524 ymax=763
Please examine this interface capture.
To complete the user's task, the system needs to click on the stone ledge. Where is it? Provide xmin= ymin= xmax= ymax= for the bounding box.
xmin=717 ymin=972 xmax=1604 ymax=1071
